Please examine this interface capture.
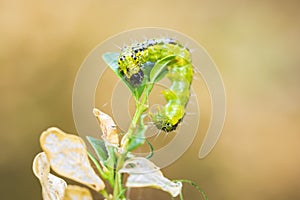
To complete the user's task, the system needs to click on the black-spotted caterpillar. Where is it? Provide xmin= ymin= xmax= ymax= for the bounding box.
xmin=118 ymin=38 xmax=193 ymax=132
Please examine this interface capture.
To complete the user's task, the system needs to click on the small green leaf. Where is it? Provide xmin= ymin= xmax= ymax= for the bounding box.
xmin=150 ymin=55 xmax=176 ymax=83
xmin=86 ymin=136 xmax=108 ymax=163
xmin=102 ymin=52 xmax=145 ymax=100
xmin=127 ymin=115 xmax=147 ymax=152
xmin=85 ymin=131 xmax=117 ymax=187
xmin=104 ymin=145 xmax=117 ymax=170
xmin=86 ymin=136 xmax=117 ymax=186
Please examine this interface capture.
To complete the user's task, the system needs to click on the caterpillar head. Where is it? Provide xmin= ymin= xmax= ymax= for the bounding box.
xmin=152 ymin=113 xmax=179 ymax=132
xmin=150 ymin=103 xmax=185 ymax=132
xmin=118 ymin=49 xmax=144 ymax=87
xmin=150 ymin=109 xmax=180 ymax=132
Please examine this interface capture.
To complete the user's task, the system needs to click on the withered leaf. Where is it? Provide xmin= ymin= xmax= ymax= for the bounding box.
xmin=120 ymin=157 xmax=182 ymax=197
xmin=40 ymin=127 xmax=105 ymax=191
xmin=93 ymin=108 xmax=119 ymax=145
xmin=33 ymin=152 xmax=67 ymax=200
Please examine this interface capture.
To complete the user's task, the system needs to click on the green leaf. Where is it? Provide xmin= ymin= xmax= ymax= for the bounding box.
xmin=104 ymin=145 xmax=117 ymax=170
xmin=127 ymin=115 xmax=147 ymax=152
xmin=86 ymin=136 xmax=108 ymax=163
xmin=86 ymin=136 xmax=117 ymax=176
xmin=86 ymin=136 xmax=117 ymax=187
xmin=102 ymin=52 xmax=120 ymax=70
xmin=150 ymin=55 xmax=176 ymax=83
xmin=102 ymin=52 xmax=145 ymax=100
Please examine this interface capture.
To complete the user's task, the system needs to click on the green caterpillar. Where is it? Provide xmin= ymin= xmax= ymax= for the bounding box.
xmin=118 ymin=38 xmax=193 ymax=132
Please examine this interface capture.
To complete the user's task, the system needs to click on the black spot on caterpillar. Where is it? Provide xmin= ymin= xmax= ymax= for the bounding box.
xmin=118 ymin=38 xmax=193 ymax=132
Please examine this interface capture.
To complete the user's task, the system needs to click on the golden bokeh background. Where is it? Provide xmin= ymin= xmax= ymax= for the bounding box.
xmin=1 ymin=0 xmax=299 ymax=199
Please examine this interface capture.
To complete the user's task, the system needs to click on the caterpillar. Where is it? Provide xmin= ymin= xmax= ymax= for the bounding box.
xmin=118 ymin=38 xmax=193 ymax=132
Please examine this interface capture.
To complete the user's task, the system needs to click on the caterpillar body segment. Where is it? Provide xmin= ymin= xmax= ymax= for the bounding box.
xmin=152 ymin=59 xmax=193 ymax=132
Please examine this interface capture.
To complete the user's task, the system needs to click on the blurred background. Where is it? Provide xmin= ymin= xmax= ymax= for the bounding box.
xmin=1 ymin=0 xmax=299 ymax=199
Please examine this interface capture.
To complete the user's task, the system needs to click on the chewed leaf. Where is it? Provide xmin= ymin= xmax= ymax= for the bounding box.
xmin=40 ymin=127 xmax=105 ymax=191
xmin=120 ymin=157 xmax=182 ymax=197
xmin=33 ymin=152 xmax=67 ymax=200
xmin=93 ymin=108 xmax=119 ymax=145
xmin=63 ymin=185 xmax=93 ymax=200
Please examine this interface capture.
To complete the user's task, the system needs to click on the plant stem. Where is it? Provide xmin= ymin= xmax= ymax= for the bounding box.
xmin=87 ymin=152 xmax=107 ymax=180
xmin=112 ymin=83 xmax=154 ymax=200
xmin=99 ymin=189 xmax=110 ymax=199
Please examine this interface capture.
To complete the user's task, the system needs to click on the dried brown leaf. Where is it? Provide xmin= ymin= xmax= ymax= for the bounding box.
xmin=93 ymin=108 xmax=119 ymax=145
xmin=40 ymin=127 xmax=105 ymax=191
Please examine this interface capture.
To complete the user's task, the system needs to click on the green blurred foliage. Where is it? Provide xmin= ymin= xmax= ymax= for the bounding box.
xmin=0 ymin=0 xmax=299 ymax=199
